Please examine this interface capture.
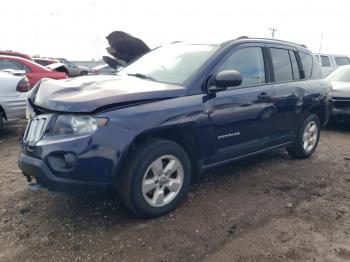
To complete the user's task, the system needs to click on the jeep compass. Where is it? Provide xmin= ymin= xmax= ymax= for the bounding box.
xmin=19 ymin=38 xmax=333 ymax=218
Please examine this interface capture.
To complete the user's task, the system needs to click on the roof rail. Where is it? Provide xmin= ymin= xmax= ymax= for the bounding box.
xmin=221 ymin=36 xmax=249 ymax=46
xmin=221 ymin=37 xmax=307 ymax=48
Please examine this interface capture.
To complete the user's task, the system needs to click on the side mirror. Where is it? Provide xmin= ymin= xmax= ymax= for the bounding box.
xmin=208 ymin=70 xmax=242 ymax=93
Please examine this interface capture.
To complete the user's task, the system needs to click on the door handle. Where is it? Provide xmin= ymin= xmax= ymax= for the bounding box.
xmin=257 ymin=92 xmax=271 ymax=100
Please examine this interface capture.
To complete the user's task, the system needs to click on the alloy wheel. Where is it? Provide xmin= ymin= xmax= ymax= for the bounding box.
xmin=142 ymin=155 xmax=184 ymax=207
xmin=302 ymin=121 xmax=318 ymax=153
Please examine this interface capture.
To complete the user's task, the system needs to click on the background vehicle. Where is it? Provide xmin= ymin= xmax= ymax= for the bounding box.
xmin=326 ymin=65 xmax=350 ymax=123
xmin=34 ymin=58 xmax=59 ymax=66
xmin=0 ymin=71 xmax=30 ymax=137
xmin=314 ymin=53 xmax=350 ymax=77
xmin=0 ymin=55 xmax=67 ymax=87
xmin=56 ymin=58 xmax=91 ymax=77
xmin=91 ymin=64 xmax=118 ymax=75
xmin=0 ymin=50 xmax=33 ymax=61
xmin=19 ymin=38 xmax=332 ymax=218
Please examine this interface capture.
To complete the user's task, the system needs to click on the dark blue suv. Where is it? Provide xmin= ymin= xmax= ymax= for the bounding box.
xmin=19 ymin=38 xmax=333 ymax=217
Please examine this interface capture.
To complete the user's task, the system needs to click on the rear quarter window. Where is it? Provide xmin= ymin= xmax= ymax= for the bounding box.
xmin=289 ymin=51 xmax=300 ymax=80
xmin=299 ymin=52 xmax=313 ymax=79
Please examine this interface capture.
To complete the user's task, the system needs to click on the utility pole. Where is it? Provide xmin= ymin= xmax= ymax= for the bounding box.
xmin=269 ymin=27 xmax=277 ymax=38
xmin=319 ymin=33 xmax=323 ymax=53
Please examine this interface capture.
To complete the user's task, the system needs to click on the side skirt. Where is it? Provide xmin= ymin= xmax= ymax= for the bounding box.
xmin=199 ymin=142 xmax=293 ymax=171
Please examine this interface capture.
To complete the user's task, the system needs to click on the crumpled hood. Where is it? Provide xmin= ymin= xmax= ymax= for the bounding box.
xmin=32 ymin=75 xmax=187 ymax=112
xmin=330 ymin=81 xmax=350 ymax=98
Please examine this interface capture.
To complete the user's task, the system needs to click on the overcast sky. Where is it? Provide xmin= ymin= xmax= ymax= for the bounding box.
xmin=1 ymin=0 xmax=349 ymax=60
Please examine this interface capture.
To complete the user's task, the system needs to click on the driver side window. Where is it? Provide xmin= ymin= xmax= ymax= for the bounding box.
xmin=217 ymin=47 xmax=266 ymax=88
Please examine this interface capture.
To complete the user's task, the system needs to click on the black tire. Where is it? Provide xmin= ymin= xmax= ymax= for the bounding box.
xmin=118 ymin=139 xmax=191 ymax=218
xmin=0 ymin=114 xmax=4 ymax=139
xmin=80 ymin=71 xmax=88 ymax=76
xmin=287 ymin=113 xmax=321 ymax=159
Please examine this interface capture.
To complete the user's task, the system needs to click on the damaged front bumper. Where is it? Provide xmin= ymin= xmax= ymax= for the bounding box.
xmin=17 ymin=111 xmax=133 ymax=193
xmin=18 ymin=153 xmax=109 ymax=193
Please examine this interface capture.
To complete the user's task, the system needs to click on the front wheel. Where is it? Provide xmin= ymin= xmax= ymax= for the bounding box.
xmin=118 ymin=139 xmax=191 ymax=218
xmin=288 ymin=114 xmax=321 ymax=159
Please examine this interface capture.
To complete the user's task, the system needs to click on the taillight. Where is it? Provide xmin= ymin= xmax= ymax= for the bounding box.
xmin=16 ymin=77 xmax=30 ymax=92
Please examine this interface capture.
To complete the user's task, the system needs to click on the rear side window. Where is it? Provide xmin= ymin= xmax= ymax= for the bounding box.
xmin=0 ymin=60 xmax=30 ymax=73
xmin=335 ymin=56 xmax=350 ymax=66
xmin=270 ymin=48 xmax=293 ymax=82
xmin=320 ymin=55 xmax=331 ymax=67
xmin=289 ymin=51 xmax=300 ymax=80
xmin=299 ymin=52 xmax=313 ymax=79
xmin=217 ymin=47 xmax=265 ymax=88
xmin=0 ymin=60 xmax=23 ymax=70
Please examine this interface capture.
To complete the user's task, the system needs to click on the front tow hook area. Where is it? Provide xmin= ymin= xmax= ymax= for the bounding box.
xmin=23 ymin=172 xmax=46 ymax=186
xmin=24 ymin=173 xmax=32 ymax=182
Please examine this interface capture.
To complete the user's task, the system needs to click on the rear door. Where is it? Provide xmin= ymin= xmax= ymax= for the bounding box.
xmin=267 ymin=45 xmax=312 ymax=143
xmin=0 ymin=75 xmax=27 ymax=121
xmin=0 ymin=59 xmax=37 ymax=87
xmin=320 ymin=55 xmax=333 ymax=77
xmin=207 ymin=43 xmax=277 ymax=164
xmin=268 ymin=46 xmax=300 ymax=140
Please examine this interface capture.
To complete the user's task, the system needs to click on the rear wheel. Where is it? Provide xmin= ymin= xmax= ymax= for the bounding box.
xmin=118 ymin=139 xmax=191 ymax=218
xmin=0 ymin=113 xmax=4 ymax=139
xmin=288 ymin=114 xmax=320 ymax=159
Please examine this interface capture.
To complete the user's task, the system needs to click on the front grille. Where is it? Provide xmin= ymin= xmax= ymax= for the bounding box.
xmin=334 ymin=100 xmax=350 ymax=108
xmin=333 ymin=97 xmax=350 ymax=108
xmin=23 ymin=115 xmax=50 ymax=143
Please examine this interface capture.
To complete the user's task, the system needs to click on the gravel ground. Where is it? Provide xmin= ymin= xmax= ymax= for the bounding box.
xmin=0 ymin=122 xmax=349 ymax=262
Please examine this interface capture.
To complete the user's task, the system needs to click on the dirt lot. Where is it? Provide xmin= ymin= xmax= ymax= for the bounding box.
xmin=0 ymin=122 xmax=349 ymax=262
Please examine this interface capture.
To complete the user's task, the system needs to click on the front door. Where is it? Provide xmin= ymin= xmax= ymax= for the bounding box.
xmin=207 ymin=44 xmax=276 ymax=164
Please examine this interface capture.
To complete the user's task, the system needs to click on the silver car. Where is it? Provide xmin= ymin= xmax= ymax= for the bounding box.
xmin=56 ymin=58 xmax=91 ymax=77
xmin=0 ymin=71 xmax=30 ymax=137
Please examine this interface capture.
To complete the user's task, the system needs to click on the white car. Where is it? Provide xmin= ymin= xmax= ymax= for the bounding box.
xmin=0 ymin=71 xmax=30 ymax=137
xmin=314 ymin=53 xmax=350 ymax=77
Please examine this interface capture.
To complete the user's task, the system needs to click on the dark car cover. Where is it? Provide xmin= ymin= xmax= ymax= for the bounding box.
xmin=106 ymin=31 xmax=150 ymax=65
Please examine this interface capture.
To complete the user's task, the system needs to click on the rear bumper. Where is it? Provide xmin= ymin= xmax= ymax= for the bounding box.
xmin=18 ymin=153 xmax=110 ymax=193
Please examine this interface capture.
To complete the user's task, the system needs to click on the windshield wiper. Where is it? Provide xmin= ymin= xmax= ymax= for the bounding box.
xmin=127 ymin=73 xmax=157 ymax=82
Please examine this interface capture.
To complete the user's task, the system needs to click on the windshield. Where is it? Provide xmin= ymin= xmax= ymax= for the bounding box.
xmin=327 ymin=66 xmax=350 ymax=82
xmin=119 ymin=44 xmax=219 ymax=85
